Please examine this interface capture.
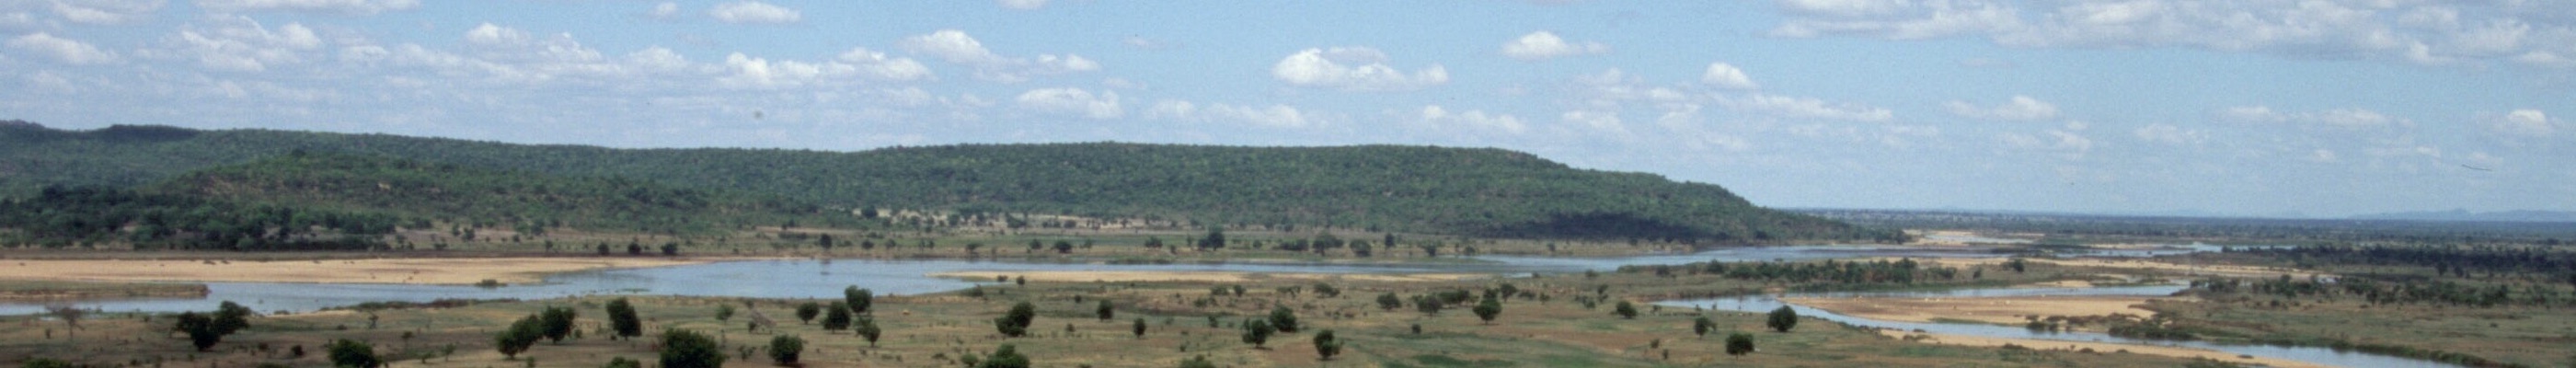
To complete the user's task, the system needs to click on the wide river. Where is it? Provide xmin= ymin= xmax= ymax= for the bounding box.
xmin=4 ymin=244 xmax=2445 ymax=367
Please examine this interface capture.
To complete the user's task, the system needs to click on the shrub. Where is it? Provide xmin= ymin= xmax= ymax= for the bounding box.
xmin=1097 ymin=300 xmax=1115 ymax=321
xmin=540 ymin=306 xmax=577 ymax=343
xmin=995 ymin=302 xmax=1036 ymax=337
xmin=1241 ymin=320 xmax=1273 ymax=348
xmin=1693 ymin=316 xmax=1716 ymax=337
xmin=659 ymin=329 xmax=726 ymax=368
xmin=604 ymin=298 xmax=642 ymax=339
xmin=1726 ymin=332 xmax=1755 ymax=355
xmin=767 ymin=335 xmax=804 ymax=364
xmin=1472 ymin=295 xmax=1503 ymax=324
xmin=494 ymin=315 xmax=544 ymax=359
xmin=1614 ymin=301 xmax=1639 ymax=319
xmin=795 ymin=302 xmax=821 ymax=324
xmin=854 ymin=316 xmax=883 ymax=347
xmin=822 ymin=301 xmax=853 ymax=331
xmin=1313 ymin=328 xmax=1342 ymax=361
xmin=1767 ymin=305 xmax=1799 ymax=332
xmin=844 ymin=286 xmax=873 ymax=315
xmin=976 ymin=344 xmax=1029 ymax=368
xmin=1267 ymin=305 xmax=1299 ymax=333
xmin=327 ymin=339 xmax=382 ymax=368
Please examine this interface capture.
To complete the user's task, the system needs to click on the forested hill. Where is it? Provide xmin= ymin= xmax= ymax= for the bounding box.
xmin=0 ymin=122 xmax=1897 ymax=242
xmin=154 ymin=153 xmax=823 ymax=234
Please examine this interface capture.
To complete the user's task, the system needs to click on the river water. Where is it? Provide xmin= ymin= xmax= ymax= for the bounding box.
xmin=2 ymin=243 xmax=2445 ymax=367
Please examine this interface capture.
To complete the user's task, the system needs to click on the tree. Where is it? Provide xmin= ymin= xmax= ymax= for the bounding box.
xmin=213 ymin=301 xmax=252 ymax=335
xmin=1472 ymin=294 xmax=1503 ymax=324
xmin=1096 ymin=300 xmax=1115 ymax=321
xmin=795 ymin=302 xmax=822 ymax=324
xmin=328 ymin=339 xmax=382 ymax=368
xmin=1693 ymin=316 xmax=1716 ymax=338
xmin=816 ymin=234 xmax=834 ymax=251
xmin=822 ymin=301 xmax=854 ymax=331
xmin=1375 ymin=293 xmax=1404 ymax=311
xmin=1132 ymin=317 xmax=1147 ymax=339
xmin=177 ymin=312 xmax=222 ymax=351
xmin=540 ymin=306 xmax=577 ymax=343
xmin=495 ymin=315 xmax=544 ymax=359
xmin=1725 ymin=332 xmax=1755 ymax=355
xmin=659 ymin=329 xmax=726 ymax=368
xmin=1614 ymin=301 xmax=1639 ymax=319
xmin=844 ymin=286 xmax=873 ymax=315
xmin=1766 ymin=305 xmax=1799 ymax=332
xmin=2005 ymin=257 xmax=2029 ymax=273
xmin=1054 ymin=240 xmax=1074 ymax=254
xmin=1179 ymin=355 xmax=1217 ymax=368
xmin=1240 ymin=319 xmax=1273 ymax=348
xmin=1311 ymin=282 xmax=1340 ymax=298
xmin=976 ymin=344 xmax=1029 ymax=368
xmin=605 ymin=298 xmax=642 ymax=339
xmin=597 ymin=243 xmax=610 ymax=256
xmin=716 ymin=305 xmax=736 ymax=324
xmin=995 ymin=302 xmax=1036 ymax=337
xmin=604 ymin=357 xmax=642 ymax=368
xmin=854 ymin=316 xmax=882 ymax=347
xmin=1413 ymin=294 xmax=1443 ymax=315
xmin=767 ymin=335 xmax=804 ymax=364
xmin=1198 ymin=225 xmax=1226 ymax=251
xmin=1313 ymin=328 xmax=1342 ymax=361
xmin=1267 ymin=305 xmax=1299 ymax=333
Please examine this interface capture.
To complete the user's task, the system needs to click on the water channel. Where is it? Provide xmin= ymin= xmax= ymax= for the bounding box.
xmin=3 ymin=243 xmax=2444 ymax=367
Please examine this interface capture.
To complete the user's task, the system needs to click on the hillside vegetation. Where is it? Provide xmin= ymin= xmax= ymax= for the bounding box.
xmin=1 ymin=122 xmax=1895 ymax=242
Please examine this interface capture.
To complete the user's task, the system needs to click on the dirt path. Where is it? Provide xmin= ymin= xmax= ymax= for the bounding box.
xmin=1880 ymin=330 xmax=2330 ymax=368
xmin=0 ymin=257 xmax=715 ymax=285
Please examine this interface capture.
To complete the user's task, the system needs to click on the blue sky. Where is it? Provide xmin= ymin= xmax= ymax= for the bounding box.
xmin=4 ymin=0 xmax=2571 ymax=217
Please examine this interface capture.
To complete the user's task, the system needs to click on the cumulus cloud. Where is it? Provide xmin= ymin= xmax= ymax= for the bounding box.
xmin=717 ymin=48 xmax=934 ymax=88
xmin=1766 ymin=0 xmax=2576 ymax=68
xmin=1145 ymin=99 xmax=1314 ymax=128
xmin=708 ymin=1 xmax=799 ymax=24
xmin=996 ymin=0 xmax=1048 ymax=10
xmin=161 ymin=16 xmax=323 ymax=72
xmin=1699 ymin=62 xmax=1758 ymax=89
xmin=2219 ymin=105 xmax=2403 ymax=128
xmin=900 ymin=29 xmax=1097 ymax=82
xmin=1271 ymin=47 xmax=1448 ymax=91
xmin=196 ymin=0 xmax=419 ymax=15
xmin=48 ymin=0 xmax=164 ymax=24
xmin=2000 ymin=129 xmax=2095 ymax=155
xmin=1016 ymin=87 xmax=1121 ymax=120
xmin=1500 ymin=30 xmax=1608 ymax=60
xmin=2132 ymin=123 xmax=2206 ymax=144
xmin=8 ymin=32 xmax=119 ymax=64
xmin=1415 ymin=105 xmax=1526 ymax=134
xmin=647 ymin=2 xmax=680 ymax=19
xmin=2489 ymin=109 xmax=2555 ymax=137
xmin=1561 ymin=109 xmax=1625 ymax=133
xmin=1944 ymin=95 xmax=2059 ymax=121
xmin=1718 ymin=93 xmax=1893 ymax=122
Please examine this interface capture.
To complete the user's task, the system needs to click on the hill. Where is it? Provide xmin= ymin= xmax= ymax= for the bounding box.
xmin=2350 ymin=210 xmax=2576 ymax=223
xmin=0 ymin=122 xmax=1895 ymax=242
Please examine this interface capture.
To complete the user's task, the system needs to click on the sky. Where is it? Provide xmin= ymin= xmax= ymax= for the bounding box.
xmin=2 ymin=0 xmax=2571 ymax=217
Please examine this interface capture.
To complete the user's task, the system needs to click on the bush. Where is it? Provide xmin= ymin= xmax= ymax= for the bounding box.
xmin=822 ymin=301 xmax=853 ymax=331
xmin=1267 ymin=305 xmax=1299 ymax=333
xmin=327 ymin=339 xmax=382 ymax=368
xmin=976 ymin=344 xmax=1029 ymax=368
xmin=659 ymin=329 xmax=726 ymax=368
xmin=1313 ymin=328 xmax=1342 ymax=361
xmin=603 ymin=357 xmax=641 ymax=368
xmin=1693 ymin=316 xmax=1716 ymax=337
xmin=1375 ymin=293 xmax=1403 ymax=310
xmin=767 ymin=335 xmax=804 ymax=364
xmin=1725 ymin=333 xmax=1755 ymax=355
xmin=540 ymin=306 xmax=577 ymax=343
xmin=605 ymin=298 xmax=642 ymax=339
xmin=1097 ymin=300 xmax=1115 ymax=321
xmin=995 ymin=302 xmax=1036 ymax=337
xmin=795 ymin=302 xmax=821 ymax=324
xmin=1472 ymin=295 xmax=1503 ymax=324
xmin=854 ymin=316 xmax=883 ymax=347
xmin=1241 ymin=320 xmax=1273 ymax=348
xmin=1133 ymin=317 xmax=1148 ymax=338
xmin=844 ymin=286 xmax=873 ymax=315
xmin=1178 ymin=355 xmax=1216 ymax=368
xmin=494 ymin=315 xmax=544 ymax=359
xmin=1766 ymin=305 xmax=1799 ymax=332
xmin=1614 ymin=301 xmax=1639 ymax=319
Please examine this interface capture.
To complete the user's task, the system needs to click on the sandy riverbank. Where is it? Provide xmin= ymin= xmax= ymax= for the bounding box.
xmin=0 ymin=257 xmax=715 ymax=285
xmin=1783 ymin=294 xmax=2169 ymax=325
xmin=930 ymin=270 xmax=1487 ymax=283
xmin=1881 ymin=330 xmax=2329 ymax=368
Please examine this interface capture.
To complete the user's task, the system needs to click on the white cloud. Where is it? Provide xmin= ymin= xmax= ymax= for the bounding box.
xmin=53 ymin=0 xmax=163 ymax=24
xmin=163 ymin=16 xmax=323 ymax=72
xmin=1415 ymin=105 xmax=1525 ymax=134
xmin=1500 ymin=30 xmax=1608 ymax=60
xmin=1718 ymin=94 xmax=1894 ymax=122
xmin=7 ymin=32 xmax=118 ymax=64
xmin=648 ymin=2 xmax=680 ymax=19
xmin=1561 ymin=109 xmax=1625 ymax=133
xmin=1767 ymin=0 xmax=2576 ymax=69
xmin=2132 ymin=123 xmax=2206 ymax=144
xmin=196 ymin=0 xmax=419 ymax=15
xmin=996 ymin=0 xmax=1048 ymax=10
xmin=2219 ymin=105 xmax=2402 ymax=128
xmin=1016 ymin=87 xmax=1121 ymax=120
xmin=899 ymin=29 xmax=1097 ymax=82
xmin=717 ymin=48 xmax=931 ymax=88
xmin=1271 ymin=47 xmax=1448 ymax=92
xmin=2000 ymin=129 xmax=2095 ymax=155
xmin=1699 ymin=62 xmax=1758 ymax=89
xmin=2490 ymin=109 xmax=2555 ymax=137
xmin=708 ymin=1 xmax=799 ymax=24
xmin=1146 ymin=99 xmax=1314 ymax=128
xmin=1944 ymin=95 xmax=2059 ymax=121
xmin=835 ymin=47 xmax=935 ymax=82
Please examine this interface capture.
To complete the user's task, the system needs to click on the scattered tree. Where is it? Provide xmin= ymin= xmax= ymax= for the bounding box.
xmin=996 ymin=302 xmax=1036 ymax=337
xmin=976 ymin=344 xmax=1029 ymax=368
xmin=767 ymin=335 xmax=804 ymax=364
xmin=1614 ymin=301 xmax=1639 ymax=319
xmin=494 ymin=315 xmax=544 ymax=360
xmin=1179 ymin=355 xmax=1217 ymax=368
xmin=1241 ymin=320 xmax=1273 ymax=348
xmin=605 ymin=298 xmax=643 ymax=339
xmin=1096 ymin=300 xmax=1115 ymax=321
xmin=795 ymin=302 xmax=821 ymax=324
xmin=1313 ymin=328 xmax=1342 ymax=361
xmin=327 ymin=339 xmax=382 ymax=368
xmin=1472 ymin=294 xmax=1503 ymax=324
xmin=1413 ymin=294 xmax=1443 ymax=315
xmin=853 ymin=316 xmax=882 ymax=347
xmin=659 ymin=329 xmax=726 ymax=368
xmin=176 ymin=312 xmax=222 ymax=351
xmin=1725 ymin=332 xmax=1755 ymax=355
xmin=1133 ymin=317 xmax=1148 ymax=339
xmin=844 ymin=286 xmax=873 ymax=315
xmin=540 ymin=306 xmax=577 ymax=343
xmin=1375 ymin=293 xmax=1404 ymax=311
xmin=1767 ymin=305 xmax=1799 ymax=332
xmin=716 ymin=305 xmax=736 ymax=324
xmin=1268 ymin=305 xmax=1300 ymax=333
xmin=822 ymin=301 xmax=853 ymax=331
xmin=1693 ymin=316 xmax=1716 ymax=338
